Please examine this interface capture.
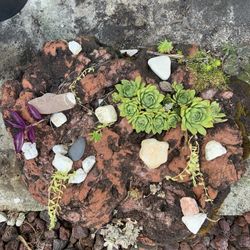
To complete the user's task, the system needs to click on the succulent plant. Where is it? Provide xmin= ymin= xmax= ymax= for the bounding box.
xmin=113 ymin=76 xmax=144 ymax=102
xmin=181 ymin=98 xmax=214 ymax=135
xmin=138 ymin=85 xmax=164 ymax=110
xmin=157 ymin=39 xmax=174 ymax=54
xmin=118 ymin=100 xmax=139 ymax=119
xmin=210 ymin=101 xmax=227 ymax=123
xmin=172 ymin=83 xmax=196 ymax=106
xmin=131 ymin=114 xmax=152 ymax=133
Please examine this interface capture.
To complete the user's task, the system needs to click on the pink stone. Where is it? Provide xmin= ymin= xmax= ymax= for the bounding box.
xmin=220 ymin=91 xmax=233 ymax=99
xmin=200 ymin=88 xmax=217 ymax=100
xmin=28 ymin=92 xmax=76 ymax=114
xmin=180 ymin=197 xmax=199 ymax=216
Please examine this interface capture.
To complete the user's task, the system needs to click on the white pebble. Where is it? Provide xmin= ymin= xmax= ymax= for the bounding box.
xmin=68 ymin=41 xmax=82 ymax=55
xmin=82 ymin=155 xmax=96 ymax=174
xmin=139 ymin=138 xmax=169 ymax=169
xmin=95 ymin=105 xmax=117 ymax=124
xmin=7 ymin=217 xmax=16 ymax=226
xmin=52 ymin=153 xmax=73 ymax=173
xmin=182 ymin=213 xmax=207 ymax=234
xmin=120 ymin=49 xmax=138 ymax=57
xmin=148 ymin=55 xmax=171 ymax=80
xmin=52 ymin=144 xmax=68 ymax=155
xmin=50 ymin=112 xmax=67 ymax=127
xmin=0 ymin=212 xmax=8 ymax=223
xmin=22 ymin=142 xmax=38 ymax=160
xmin=15 ymin=213 xmax=25 ymax=227
xmin=205 ymin=140 xmax=227 ymax=161
xmin=69 ymin=168 xmax=87 ymax=184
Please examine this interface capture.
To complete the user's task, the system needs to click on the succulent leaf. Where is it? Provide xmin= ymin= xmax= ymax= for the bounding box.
xmin=28 ymin=103 xmax=42 ymax=120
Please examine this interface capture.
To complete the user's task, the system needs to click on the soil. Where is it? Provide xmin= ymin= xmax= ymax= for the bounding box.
xmin=0 ymin=36 xmax=247 ymax=248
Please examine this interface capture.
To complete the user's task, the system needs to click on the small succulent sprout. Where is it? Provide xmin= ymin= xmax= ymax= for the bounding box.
xmin=157 ymin=39 xmax=174 ymax=54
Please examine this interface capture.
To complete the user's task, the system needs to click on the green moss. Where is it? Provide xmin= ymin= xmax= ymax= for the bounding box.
xmin=187 ymin=50 xmax=228 ymax=92
xmin=235 ymin=102 xmax=250 ymax=159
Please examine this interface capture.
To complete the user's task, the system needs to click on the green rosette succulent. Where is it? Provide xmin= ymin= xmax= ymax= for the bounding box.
xmin=113 ymin=76 xmax=143 ymax=102
xmin=131 ymin=114 xmax=152 ymax=133
xmin=118 ymin=100 xmax=139 ymax=119
xmin=151 ymin=112 xmax=168 ymax=134
xmin=138 ymin=85 xmax=164 ymax=110
xmin=210 ymin=101 xmax=227 ymax=123
xmin=166 ymin=111 xmax=181 ymax=129
xmin=181 ymin=98 xmax=214 ymax=135
xmin=172 ymin=83 xmax=195 ymax=106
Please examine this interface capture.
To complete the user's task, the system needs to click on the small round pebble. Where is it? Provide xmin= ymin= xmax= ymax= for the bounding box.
xmin=68 ymin=137 xmax=86 ymax=161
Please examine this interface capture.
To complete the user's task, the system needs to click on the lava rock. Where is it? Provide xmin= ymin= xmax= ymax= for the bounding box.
xmin=72 ymin=225 xmax=89 ymax=239
xmin=53 ymin=239 xmax=68 ymax=250
xmin=68 ymin=137 xmax=86 ymax=161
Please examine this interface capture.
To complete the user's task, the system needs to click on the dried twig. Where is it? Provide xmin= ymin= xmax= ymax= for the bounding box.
xmin=17 ymin=235 xmax=33 ymax=250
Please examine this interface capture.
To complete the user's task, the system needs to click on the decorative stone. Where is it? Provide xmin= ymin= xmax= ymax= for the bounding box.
xmin=120 ymin=49 xmax=138 ymax=57
xmin=28 ymin=92 xmax=76 ymax=114
xmin=180 ymin=197 xmax=199 ymax=216
xmin=21 ymin=142 xmax=38 ymax=160
xmin=50 ymin=112 xmax=67 ymax=127
xmin=68 ymin=41 xmax=82 ymax=55
xmin=15 ymin=213 xmax=25 ymax=227
xmin=0 ymin=212 xmax=8 ymax=223
xmin=7 ymin=217 xmax=16 ymax=226
xmin=52 ymin=144 xmax=68 ymax=155
xmin=69 ymin=168 xmax=87 ymax=184
xmin=52 ymin=154 xmax=73 ymax=173
xmin=148 ymin=56 xmax=171 ymax=80
xmin=82 ymin=155 xmax=96 ymax=174
xmin=159 ymin=81 xmax=173 ymax=92
xmin=139 ymin=138 xmax=169 ymax=169
xmin=95 ymin=105 xmax=117 ymax=124
xmin=68 ymin=137 xmax=86 ymax=161
xmin=205 ymin=140 xmax=227 ymax=161
xmin=182 ymin=213 xmax=207 ymax=234
xmin=201 ymin=88 xmax=217 ymax=100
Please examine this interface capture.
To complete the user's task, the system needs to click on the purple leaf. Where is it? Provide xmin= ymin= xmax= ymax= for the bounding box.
xmin=10 ymin=111 xmax=26 ymax=127
xmin=27 ymin=126 xmax=36 ymax=143
xmin=5 ymin=120 xmax=25 ymax=129
xmin=27 ymin=104 xmax=42 ymax=120
xmin=14 ymin=131 xmax=24 ymax=153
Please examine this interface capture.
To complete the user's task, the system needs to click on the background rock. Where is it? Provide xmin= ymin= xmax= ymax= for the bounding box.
xmin=1 ymin=0 xmax=250 ymax=83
